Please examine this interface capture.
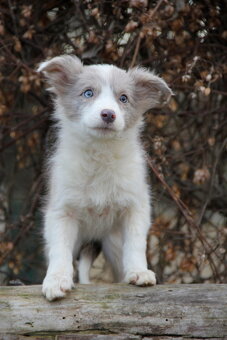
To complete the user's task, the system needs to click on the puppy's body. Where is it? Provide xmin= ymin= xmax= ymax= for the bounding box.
xmin=39 ymin=56 xmax=172 ymax=301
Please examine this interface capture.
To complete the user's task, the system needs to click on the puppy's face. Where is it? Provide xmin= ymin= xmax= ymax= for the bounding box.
xmin=38 ymin=55 xmax=172 ymax=138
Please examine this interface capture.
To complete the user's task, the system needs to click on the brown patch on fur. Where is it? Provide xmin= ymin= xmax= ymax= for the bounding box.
xmin=129 ymin=67 xmax=173 ymax=111
xmin=38 ymin=55 xmax=83 ymax=95
xmin=108 ymin=67 xmax=141 ymax=129
xmin=110 ymin=68 xmax=134 ymax=97
xmin=61 ymin=67 xmax=103 ymax=120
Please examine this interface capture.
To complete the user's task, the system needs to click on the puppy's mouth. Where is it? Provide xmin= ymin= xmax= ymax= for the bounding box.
xmin=93 ymin=125 xmax=115 ymax=132
xmin=87 ymin=124 xmax=121 ymax=139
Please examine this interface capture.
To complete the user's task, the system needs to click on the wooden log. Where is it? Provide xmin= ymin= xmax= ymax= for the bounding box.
xmin=0 ymin=284 xmax=226 ymax=340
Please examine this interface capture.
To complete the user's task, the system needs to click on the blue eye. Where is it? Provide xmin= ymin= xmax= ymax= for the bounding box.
xmin=83 ymin=89 xmax=94 ymax=98
xmin=119 ymin=94 xmax=128 ymax=103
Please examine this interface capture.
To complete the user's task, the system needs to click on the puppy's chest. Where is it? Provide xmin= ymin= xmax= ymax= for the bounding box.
xmin=71 ymin=153 xmax=134 ymax=207
xmin=76 ymin=163 xmax=127 ymax=239
xmin=59 ymin=148 xmax=141 ymax=239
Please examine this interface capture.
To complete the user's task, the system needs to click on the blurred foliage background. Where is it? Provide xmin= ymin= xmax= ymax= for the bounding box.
xmin=0 ymin=0 xmax=226 ymax=285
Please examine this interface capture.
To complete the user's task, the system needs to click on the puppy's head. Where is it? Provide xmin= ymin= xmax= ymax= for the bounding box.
xmin=38 ymin=55 xmax=172 ymax=138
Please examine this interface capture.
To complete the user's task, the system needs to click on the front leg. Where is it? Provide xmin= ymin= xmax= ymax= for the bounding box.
xmin=42 ymin=208 xmax=79 ymax=301
xmin=123 ymin=204 xmax=156 ymax=286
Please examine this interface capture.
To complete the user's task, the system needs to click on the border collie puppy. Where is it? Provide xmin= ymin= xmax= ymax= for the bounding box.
xmin=38 ymin=55 xmax=172 ymax=301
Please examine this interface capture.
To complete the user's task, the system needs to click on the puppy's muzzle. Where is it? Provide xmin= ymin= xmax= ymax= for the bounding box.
xmin=100 ymin=109 xmax=116 ymax=124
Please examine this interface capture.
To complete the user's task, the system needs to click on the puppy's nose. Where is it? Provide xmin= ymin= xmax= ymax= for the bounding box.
xmin=100 ymin=109 xmax=116 ymax=124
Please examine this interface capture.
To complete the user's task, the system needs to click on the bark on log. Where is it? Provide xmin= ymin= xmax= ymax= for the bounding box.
xmin=0 ymin=284 xmax=226 ymax=340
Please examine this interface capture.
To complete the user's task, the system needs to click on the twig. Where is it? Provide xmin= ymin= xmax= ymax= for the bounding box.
xmin=146 ymin=155 xmax=221 ymax=281
xmin=0 ymin=116 xmax=48 ymax=153
xmin=130 ymin=0 xmax=165 ymax=68
xmin=130 ymin=34 xmax=142 ymax=68
xmin=197 ymin=138 xmax=227 ymax=227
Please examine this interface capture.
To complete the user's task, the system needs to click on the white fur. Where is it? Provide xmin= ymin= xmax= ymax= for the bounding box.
xmin=39 ymin=55 xmax=172 ymax=300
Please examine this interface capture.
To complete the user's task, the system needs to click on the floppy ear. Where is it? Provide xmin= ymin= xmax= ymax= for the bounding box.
xmin=129 ymin=67 xmax=173 ymax=111
xmin=37 ymin=55 xmax=83 ymax=95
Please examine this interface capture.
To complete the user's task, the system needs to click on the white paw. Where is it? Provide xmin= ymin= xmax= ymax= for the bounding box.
xmin=124 ymin=270 xmax=156 ymax=286
xmin=42 ymin=273 xmax=75 ymax=301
